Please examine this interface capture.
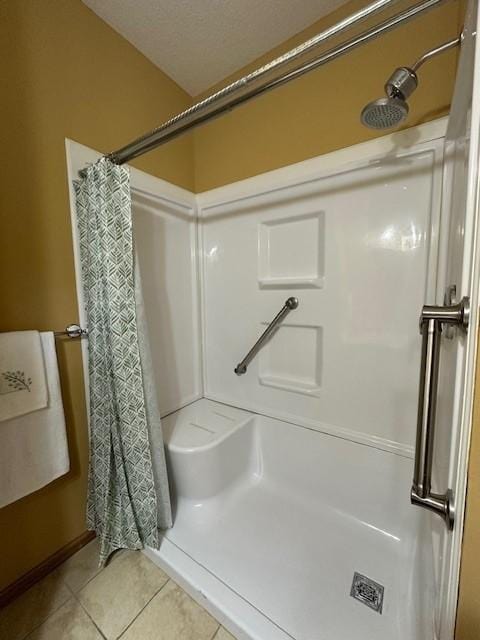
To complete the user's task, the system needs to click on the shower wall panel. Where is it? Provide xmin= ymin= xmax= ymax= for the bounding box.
xmin=131 ymin=183 xmax=201 ymax=417
xmin=198 ymin=134 xmax=446 ymax=456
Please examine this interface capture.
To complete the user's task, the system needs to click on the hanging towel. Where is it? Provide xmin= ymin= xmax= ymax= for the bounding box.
xmin=0 ymin=330 xmax=48 ymax=422
xmin=0 ymin=332 xmax=69 ymax=508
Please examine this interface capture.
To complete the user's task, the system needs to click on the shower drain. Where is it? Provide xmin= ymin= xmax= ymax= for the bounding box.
xmin=350 ymin=572 xmax=384 ymax=614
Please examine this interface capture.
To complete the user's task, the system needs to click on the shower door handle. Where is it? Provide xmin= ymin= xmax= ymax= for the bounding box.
xmin=410 ymin=297 xmax=469 ymax=529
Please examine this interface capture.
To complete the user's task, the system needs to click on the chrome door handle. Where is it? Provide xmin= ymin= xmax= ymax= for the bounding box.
xmin=411 ymin=296 xmax=469 ymax=529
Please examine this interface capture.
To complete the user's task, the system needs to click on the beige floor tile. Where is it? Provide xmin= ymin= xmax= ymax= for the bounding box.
xmin=121 ymin=580 xmax=219 ymax=640
xmin=78 ymin=551 xmax=168 ymax=639
xmin=0 ymin=570 xmax=71 ymax=640
xmin=25 ymin=598 xmax=103 ymax=640
xmin=214 ymin=628 xmax=237 ymax=640
xmin=56 ymin=539 xmax=102 ymax=593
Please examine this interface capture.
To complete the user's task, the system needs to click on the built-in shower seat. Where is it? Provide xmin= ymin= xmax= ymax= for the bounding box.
xmin=162 ymin=399 xmax=255 ymax=500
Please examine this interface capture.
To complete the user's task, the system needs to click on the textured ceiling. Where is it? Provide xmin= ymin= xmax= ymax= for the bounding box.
xmin=82 ymin=0 xmax=347 ymax=95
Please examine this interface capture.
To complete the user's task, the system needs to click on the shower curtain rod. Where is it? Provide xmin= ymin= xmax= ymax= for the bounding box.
xmin=108 ymin=0 xmax=450 ymax=165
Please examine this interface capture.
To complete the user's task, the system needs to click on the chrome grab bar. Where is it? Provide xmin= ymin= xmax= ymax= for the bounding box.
xmin=234 ymin=297 xmax=299 ymax=375
xmin=411 ymin=296 xmax=470 ymax=529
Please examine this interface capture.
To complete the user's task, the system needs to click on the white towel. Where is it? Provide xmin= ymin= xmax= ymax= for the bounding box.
xmin=0 ymin=332 xmax=70 ymax=507
xmin=0 ymin=330 xmax=48 ymax=422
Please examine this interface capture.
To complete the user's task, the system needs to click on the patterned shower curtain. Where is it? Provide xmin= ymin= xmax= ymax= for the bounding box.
xmin=74 ymin=158 xmax=172 ymax=564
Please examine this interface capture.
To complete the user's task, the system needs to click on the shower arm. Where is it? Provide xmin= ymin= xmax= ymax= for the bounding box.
xmin=382 ymin=34 xmax=462 ymax=103
xmin=106 ymin=0 xmax=452 ymax=165
xmin=411 ymin=35 xmax=462 ymax=72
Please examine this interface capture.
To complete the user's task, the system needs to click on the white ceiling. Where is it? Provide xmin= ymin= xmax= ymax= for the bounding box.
xmin=83 ymin=0 xmax=347 ymax=96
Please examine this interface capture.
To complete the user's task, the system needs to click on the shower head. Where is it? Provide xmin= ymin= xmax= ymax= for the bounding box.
xmin=360 ymin=36 xmax=462 ymax=131
xmin=361 ymin=66 xmax=417 ymax=130
xmin=360 ymin=96 xmax=409 ymax=130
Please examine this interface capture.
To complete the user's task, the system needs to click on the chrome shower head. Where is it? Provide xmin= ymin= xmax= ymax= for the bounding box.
xmin=360 ymin=96 xmax=409 ymax=130
xmin=361 ymin=66 xmax=417 ymax=130
xmin=359 ymin=36 xmax=462 ymax=131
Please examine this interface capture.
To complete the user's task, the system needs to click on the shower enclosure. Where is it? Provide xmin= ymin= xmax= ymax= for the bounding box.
xmin=66 ymin=0 xmax=480 ymax=637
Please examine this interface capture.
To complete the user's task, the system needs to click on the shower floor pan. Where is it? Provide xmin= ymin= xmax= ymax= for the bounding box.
xmin=145 ymin=399 xmax=434 ymax=640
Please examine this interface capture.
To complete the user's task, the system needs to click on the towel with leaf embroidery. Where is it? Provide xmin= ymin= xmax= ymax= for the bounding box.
xmin=0 ymin=331 xmax=48 ymax=422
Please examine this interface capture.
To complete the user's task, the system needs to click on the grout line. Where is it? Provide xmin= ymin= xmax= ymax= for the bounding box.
xmin=11 ymin=552 xmax=89 ymax=640
xmin=19 ymin=553 xmax=223 ymax=640
xmin=62 ymin=580 xmax=75 ymax=597
xmin=158 ymin=573 xmax=222 ymax=640
xmin=14 ymin=545 xmax=123 ymax=640
xmin=17 ymin=580 xmax=74 ymax=640
xmin=67 ymin=550 xmax=135 ymax=640
xmin=74 ymin=592 xmax=108 ymax=639
xmin=158 ymin=576 xmax=221 ymax=640
xmin=69 ymin=569 xmax=102 ymax=596
xmin=117 ymin=577 xmax=171 ymax=638
xmin=72 ymin=547 xmax=127 ymax=596
xmin=21 ymin=595 xmax=74 ymax=640
xmin=211 ymin=624 xmax=222 ymax=640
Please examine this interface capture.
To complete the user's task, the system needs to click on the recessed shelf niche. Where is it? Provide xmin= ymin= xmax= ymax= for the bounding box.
xmin=258 ymin=323 xmax=322 ymax=396
xmin=257 ymin=211 xmax=325 ymax=289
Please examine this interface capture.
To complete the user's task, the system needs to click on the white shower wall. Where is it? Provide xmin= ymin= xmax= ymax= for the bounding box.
xmin=197 ymin=126 xmax=447 ymax=456
xmin=131 ymin=177 xmax=201 ymax=417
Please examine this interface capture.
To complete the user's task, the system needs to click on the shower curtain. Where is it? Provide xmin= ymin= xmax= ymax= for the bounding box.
xmin=74 ymin=158 xmax=172 ymax=564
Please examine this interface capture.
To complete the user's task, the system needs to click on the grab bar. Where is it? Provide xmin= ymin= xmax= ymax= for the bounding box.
xmin=234 ymin=297 xmax=299 ymax=375
xmin=410 ymin=296 xmax=469 ymax=529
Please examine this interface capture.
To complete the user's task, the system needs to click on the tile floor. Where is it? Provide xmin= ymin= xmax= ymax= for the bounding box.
xmin=0 ymin=540 xmax=237 ymax=640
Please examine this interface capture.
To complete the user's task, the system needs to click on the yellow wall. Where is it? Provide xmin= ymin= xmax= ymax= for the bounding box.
xmin=193 ymin=0 xmax=462 ymax=192
xmin=456 ymin=356 xmax=480 ymax=639
xmin=0 ymin=0 xmax=193 ymax=591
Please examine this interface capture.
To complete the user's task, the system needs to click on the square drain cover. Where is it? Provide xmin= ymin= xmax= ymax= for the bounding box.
xmin=350 ymin=572 xmax=384 ymax=614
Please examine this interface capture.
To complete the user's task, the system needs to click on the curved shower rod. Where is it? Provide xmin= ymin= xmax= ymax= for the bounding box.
xmin=107 ymin=0 xmax=454 ymax=165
